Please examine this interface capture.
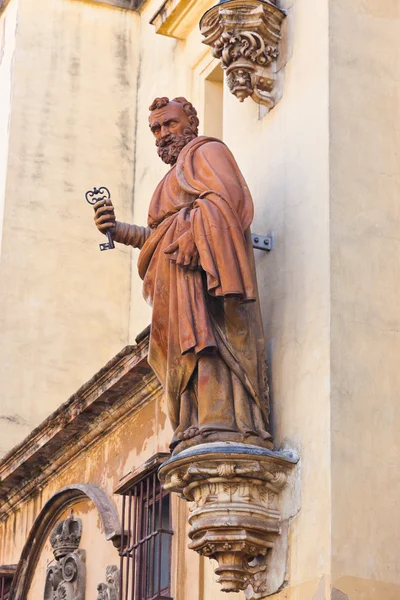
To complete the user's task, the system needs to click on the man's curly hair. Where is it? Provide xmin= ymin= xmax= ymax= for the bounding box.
xmin=149 ymin=96 xmax=199 ymax=136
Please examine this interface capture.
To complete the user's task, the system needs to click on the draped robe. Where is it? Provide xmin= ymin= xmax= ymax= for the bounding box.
xmin=116 ymin=136 xmax=272 ymax=451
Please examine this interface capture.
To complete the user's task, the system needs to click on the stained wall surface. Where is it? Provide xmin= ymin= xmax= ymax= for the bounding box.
xmin=0 ymin=391 xmax=243 ymax=600
xmin=0 ymin=0 xmax=17 ymax=257
xmin=330 ymin=1 xmax=400 ymax=598
xmin=0 ymin=0 xmax=139 ymax=454
xmin=0 ymin=392 xmax=171 ymax=568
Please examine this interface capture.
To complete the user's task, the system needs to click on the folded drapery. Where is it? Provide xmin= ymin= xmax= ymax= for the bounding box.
xmin=126 ymin=136 xmax=270 ymax=449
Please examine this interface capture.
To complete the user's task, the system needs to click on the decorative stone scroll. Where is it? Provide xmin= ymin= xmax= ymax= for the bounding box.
xmin=44 ymin=511 xmax=86 ymax=600
xmin=96 ymin=565 xmax=120 ymax=600
xmin=200 ymin=0 xmax=288 ymax=109
xmin=159 ymin=442 xmax=297 ymax=594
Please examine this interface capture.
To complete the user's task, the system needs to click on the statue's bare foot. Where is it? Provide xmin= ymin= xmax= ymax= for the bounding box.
xmin=182 ymin=427 xmax=199 ymax=440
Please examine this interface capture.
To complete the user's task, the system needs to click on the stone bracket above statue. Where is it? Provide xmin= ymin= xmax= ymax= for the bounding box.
xmin=200 ymin=0 xmax=291 ymax=110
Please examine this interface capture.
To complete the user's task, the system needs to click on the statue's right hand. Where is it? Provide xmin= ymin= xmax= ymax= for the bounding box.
xmin=93 ymin=199 xmax=116 ymax=233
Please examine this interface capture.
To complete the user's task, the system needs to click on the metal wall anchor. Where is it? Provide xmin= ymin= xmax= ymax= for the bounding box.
xmin=252 ymin=233 xmax=273 ymax=251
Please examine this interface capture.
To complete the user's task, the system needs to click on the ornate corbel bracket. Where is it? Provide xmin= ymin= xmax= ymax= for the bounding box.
xmin=200 ymin=0 xmax=288 ymax=110
xmin=159 ymin=442 xmax=298 ymax=594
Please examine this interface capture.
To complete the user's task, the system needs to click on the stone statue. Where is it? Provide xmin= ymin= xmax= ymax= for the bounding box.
xmin=93 ymin=96 xmax=272 ymax=453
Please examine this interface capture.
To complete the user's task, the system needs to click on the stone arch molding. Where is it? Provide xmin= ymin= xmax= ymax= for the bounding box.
xmin=9 ymin=484 xmax=122 ymax=600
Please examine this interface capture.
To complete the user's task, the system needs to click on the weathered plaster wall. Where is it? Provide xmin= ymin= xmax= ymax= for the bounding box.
xmin=0 ymin=392 xmax=171 ymax=567
xmin=0 ymin=386 xmax=261 ymax=600
xmin=0 ymin=0 xmax=17 ymax=258
xmin=0 ymin=0 xmax=139 ymax=454
xmin=0 ymin=391 xmax=224 ymax=600
xmin=330 ymin=1 xmax=400 ymax=597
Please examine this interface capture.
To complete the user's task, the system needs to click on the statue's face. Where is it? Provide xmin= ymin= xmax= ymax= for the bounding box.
xmin=149 ymin=102 xmax=191 ymax=142
xmin=149 ymin=102 xmax=197 ymax=165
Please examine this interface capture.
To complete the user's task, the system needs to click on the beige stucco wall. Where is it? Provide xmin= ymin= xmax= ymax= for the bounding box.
xmin=330 ymin=1 xmax=400 ymax=598
xmin=0 ymin=0 xmax=139 ymax=455
xmin=0 ymin=0 xmax=17 ymax=257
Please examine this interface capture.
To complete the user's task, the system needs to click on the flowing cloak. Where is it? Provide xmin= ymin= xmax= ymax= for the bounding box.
xmin=137 ymin=136 xmax=269 ymax=436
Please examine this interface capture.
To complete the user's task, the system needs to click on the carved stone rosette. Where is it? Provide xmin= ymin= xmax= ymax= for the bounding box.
xmin=200 ymin=0 xmax=287 ymax=109
xmin=159 ymin=442 xmax=297 ymax=593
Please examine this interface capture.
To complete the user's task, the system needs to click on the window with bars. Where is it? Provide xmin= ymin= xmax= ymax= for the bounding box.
xmin=0 ymin=578 xmax=7 ymax=600
xmin=0 ymin=565 xmax=16 ymax=600
xmin=117 ymin=455 xmax=173 ymax=600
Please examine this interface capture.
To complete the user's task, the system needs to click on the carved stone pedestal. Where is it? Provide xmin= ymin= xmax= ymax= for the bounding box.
xmin=159 ymin=442 xmax=297 ymax=594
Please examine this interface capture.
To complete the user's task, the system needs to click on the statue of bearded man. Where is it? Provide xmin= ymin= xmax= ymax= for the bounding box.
xmin=94 ymin=96 xmax=272 ymax=453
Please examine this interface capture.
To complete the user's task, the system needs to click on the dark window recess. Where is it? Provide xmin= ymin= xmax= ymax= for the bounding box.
xmin=0 ymin=578 xmax=7 ymax=600
xmin=0 ymin=565 xmax=17 ymax=600
xmin=119 ymin=468 xmax=173 ymax=600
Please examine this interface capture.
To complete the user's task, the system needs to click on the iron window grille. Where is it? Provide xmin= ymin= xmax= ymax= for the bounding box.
xmin=117 ymin=455 xmax=173 ymax=600
xmin=0 ymin=565 xmax=16 ymax=600
xmin=0 ymin=578 xmax=6 ymax=600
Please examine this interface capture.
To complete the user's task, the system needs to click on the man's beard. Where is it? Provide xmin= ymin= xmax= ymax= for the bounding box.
xmin=156 ymin=127 xmax=197 ymax=165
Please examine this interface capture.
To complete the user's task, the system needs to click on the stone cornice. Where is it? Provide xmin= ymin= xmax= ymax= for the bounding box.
xmin=0 ymin=332 xmax=161 ymax=520
xmin=150 ymin=0 xmax=214 ymax=39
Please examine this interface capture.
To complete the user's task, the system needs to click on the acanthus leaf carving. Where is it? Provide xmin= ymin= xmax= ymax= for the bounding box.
xmin=213 ymin=31 xmax=279 ymax=69
xmin=200 ymin=0 xmax=289 ymax=110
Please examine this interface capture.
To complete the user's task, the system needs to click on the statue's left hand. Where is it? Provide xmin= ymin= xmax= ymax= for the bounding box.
xmin=164 ymin=230 xmax=200 ymax=270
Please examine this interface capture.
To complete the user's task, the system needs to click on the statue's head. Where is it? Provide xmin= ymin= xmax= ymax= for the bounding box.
xmin=149 ymin=97 xmax=199 ymax=165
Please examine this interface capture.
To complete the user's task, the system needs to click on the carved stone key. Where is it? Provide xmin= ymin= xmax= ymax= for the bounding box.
xmin=85 ymin=187 xmax=115 ymax=251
